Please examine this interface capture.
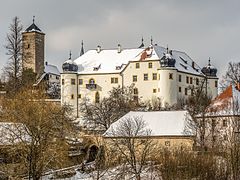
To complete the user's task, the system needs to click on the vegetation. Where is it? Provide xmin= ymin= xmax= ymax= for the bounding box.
xmin=0 ymin=88 xmax=77 ymax=180
xmin=3 ymin=16 xmax=23 ymax=96
xmin=80 ymin=85 xmax=139 ymax=132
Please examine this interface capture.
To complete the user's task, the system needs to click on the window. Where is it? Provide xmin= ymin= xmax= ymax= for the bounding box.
xmin=62 ymin=79 xmax=64 ymax=85
xmin=196 ymin=78 xmax=199 ymax=85
xmin=136 ymin=63 xmax=140 ymax=69
xmin=133 ymin=75 xmax=137 ymax=82
xmin=190 ymin=77 xmax=193 ymax=84
xmin=169 ymin=73 xmax=173 ymax=80
xmin=186 ymin=76 xmax=189 ymax=84
xmin=148 ymin=62 xmax=152 ymax=68
xmin=165 ymin=141 xmax=170 ymax=146
xmin=79 ymin=79 xmax=83 ymax=85
xmin=71 ymin=78 xmax=76 ymax=85
xmin=191 ymin=89 xmax=194 ymax=96
xmin=144 ymin=74 xmax=148 ymax=81
xmin=111 ymin=77 xmax=118 ymax=84
xmin=185 ymin=88 xmax=188 ymax=95
xmin=152 ymin=73 xmax=157 ymax=80
xmin=56 ymin=76 xmax=59 ymax=80
xmin=179 ymin=87 xmax=182 ymax=93
xmin=78 ymin=94 xmax=81 ymax=98
xmin=134 ymin=88 xmax=138 ymax=95
xmin=223 ymin=120 xmax=227 ymax=127
xmin=27 ymin=44 xmax=30 ymax=49
xmin=95 ymin=92 xmax=100 ymax=103
xmin=50 ymin=74 xmax=52 ymax=78
xmin=89 ymin=78 xmax=95 ymax=84
xmin=111 ymin=78 xmax=114 ymax=84
xmin=71 ymin=94 xmax=74 ymax=99
xmin=153 ymin=89 xmax=157 ymax=93
xmin=179 ymin=75 xmax=182 ymax=82
xmin=215 ymin=81 xmax=218 ymax=88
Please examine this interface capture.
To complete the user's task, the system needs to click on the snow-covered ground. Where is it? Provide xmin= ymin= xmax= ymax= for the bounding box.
xmin=43 ymin=164 xmax=160 ymax=180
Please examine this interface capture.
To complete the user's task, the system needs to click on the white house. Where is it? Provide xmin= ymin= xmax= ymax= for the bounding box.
xmin=61 ymin=43 xmax=218 ymax=117
xmin=196 ymin=84 xmax=240 ymax=149
xmin=34 ymin=62 xmax=61 ymax=98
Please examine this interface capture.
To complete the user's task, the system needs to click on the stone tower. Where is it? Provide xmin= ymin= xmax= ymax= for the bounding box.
xmin=22 ymin=18 xmax=45 ymax=77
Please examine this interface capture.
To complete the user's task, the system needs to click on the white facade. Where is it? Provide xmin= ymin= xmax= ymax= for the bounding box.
xmin=61 ymin=44 xmax=218 ymax=117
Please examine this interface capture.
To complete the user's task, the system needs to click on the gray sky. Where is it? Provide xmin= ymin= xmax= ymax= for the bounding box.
xmin=1 ymin=0 xmax=240 ymax=80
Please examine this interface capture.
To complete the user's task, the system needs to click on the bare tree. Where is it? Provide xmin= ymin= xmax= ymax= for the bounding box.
xmin=0 ymin=88 xmax=77 ymax=180
xmin=4 ymin=16 xmax=23 ymax=95
xmin=106 ymin=116 xmax=155 ymax=180
xmin=221 ymin=62 xmax=240 ymax=90
xmin=80 ymin=85 xmax=139 ymax=132
xmin=185 ymin=85 xmax=212 ymax=151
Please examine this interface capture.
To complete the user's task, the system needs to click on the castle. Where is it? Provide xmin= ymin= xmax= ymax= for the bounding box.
xmin=61 ymin=40 xmax=218 ymax=117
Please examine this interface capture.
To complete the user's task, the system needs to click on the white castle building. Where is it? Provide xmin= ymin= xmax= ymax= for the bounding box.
xmin=61 ymin=41 xmax=218 ymax=117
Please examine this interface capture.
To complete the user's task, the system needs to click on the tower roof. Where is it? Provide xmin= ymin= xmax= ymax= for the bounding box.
xmin=25 ymin=16 xmax=42 ymax=33
xmin=25 ymin=23 xmax=42 ymax=32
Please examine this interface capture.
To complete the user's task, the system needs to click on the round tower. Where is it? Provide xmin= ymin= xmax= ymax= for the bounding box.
xmin=61 ymin=52 xmax=79 ymax=117
xmin=201 ymin=58 xmax=218 ymax=99
xmin=158 ymin=48 xmax=178 ymax=107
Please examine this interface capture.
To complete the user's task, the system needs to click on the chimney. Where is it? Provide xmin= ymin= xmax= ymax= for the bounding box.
xmin=117 ymin=44 xmax=122 ymax=53
xmin=192 ymin=61 xmax=195 ymax=69
xmin=97 ymin=45 xmax=101 ymax=53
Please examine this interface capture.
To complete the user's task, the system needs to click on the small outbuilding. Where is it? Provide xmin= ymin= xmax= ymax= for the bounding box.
xmin=104 ymin=110 xmax=195 ymax=150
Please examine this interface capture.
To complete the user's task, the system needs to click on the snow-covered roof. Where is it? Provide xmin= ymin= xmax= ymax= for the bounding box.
xmin=44 ymin=63 xmax=60 ymax=75
xmin=206 ymin=84 xmax=240 ymax=116
xmin=104 ymin=110 xmax=193 ymax=137
xmin=73 ymin=45 xmax=203 ymax=75
xmin=0 ymin=122 xmax=30 ymax=145
xmin=33 ymin=63 xmax=60 ymax=86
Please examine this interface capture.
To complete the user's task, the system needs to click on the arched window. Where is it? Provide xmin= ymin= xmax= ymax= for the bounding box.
xmin=95 ymin=92 xmax=100 ymax=103
xmin=89 ymin=78 xmax=95 ymax=84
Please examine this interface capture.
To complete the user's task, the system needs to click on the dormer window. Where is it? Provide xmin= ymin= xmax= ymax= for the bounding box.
xmin=180 ymin=63 xmax=187 ymax=70
xmin=93 ymin=64 xmax=101 ymax=71
xmin=116 ymin=66 xmax=121 ymax=70
xmin=180 ymin=56 xmax=187 ymax=64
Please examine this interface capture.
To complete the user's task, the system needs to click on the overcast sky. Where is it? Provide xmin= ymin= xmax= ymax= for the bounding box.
xmin=1 ymin=0 xmax=240 ymax=80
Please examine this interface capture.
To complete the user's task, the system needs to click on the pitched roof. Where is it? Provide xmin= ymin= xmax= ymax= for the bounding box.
xmin=104 ymin=110 xmax=193 ymax=137
xmin=34 ymin=63 xmax=60 ymax=86
xmin=73 ymin=45 xmax=203 ymax=75
xmin=207 ymin=84 xmax=240 ymax=116
xmin=25 ymin=23 xmax=42 ymax=33
xmin=44 ymin=63 xmax=60 ymax=75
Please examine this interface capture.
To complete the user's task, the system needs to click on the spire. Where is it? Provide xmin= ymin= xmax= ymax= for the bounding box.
xmin=138 ymin=37 xmax=144 ymax=48
xmin=25 ymin=16 xmax=42 ymax=32
xmin=208 ymin=57 xmax=211 ymax=66
xmin=150 ymin=36 xmax=153 ymax=45
xmin=80 ymin=40 xmax=84 ymax=56
xmin=69 ymin=50 xmax=72 ymax=60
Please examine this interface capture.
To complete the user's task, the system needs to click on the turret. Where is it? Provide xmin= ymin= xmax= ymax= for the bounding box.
xmin=201 ymin=58 xmax=217 ymax=77
xmin=62 ymin=51 xmax=78 ymax=72
xmin=160 ymin=47 xmax=176 ymax=68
